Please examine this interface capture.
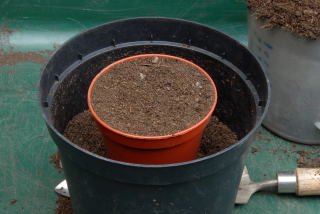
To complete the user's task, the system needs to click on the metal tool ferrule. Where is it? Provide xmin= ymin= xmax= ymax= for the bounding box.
xmin=277 ymin=171 xmax=297 ymax=193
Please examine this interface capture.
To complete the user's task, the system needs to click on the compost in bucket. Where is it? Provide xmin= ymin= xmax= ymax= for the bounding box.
xmin=248 ymin=0 xmax=320 ymax=39
xmin=89 ymin=55 xmax=215 ymax=136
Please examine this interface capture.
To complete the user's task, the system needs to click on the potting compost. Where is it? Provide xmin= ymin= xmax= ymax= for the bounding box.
xmin=90 ymin=56 xmax=215 ymax=136
xmin=248 ymin=0 xmax=320 ymax=39
xmin=56 ymin=196 xmax=73 ymax=214
xmin=64 ymin=111 xmax=238 ymax=159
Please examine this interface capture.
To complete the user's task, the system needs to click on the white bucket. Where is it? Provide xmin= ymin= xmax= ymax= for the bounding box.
xmin=248 ymin=15 xmax=320 ymax=144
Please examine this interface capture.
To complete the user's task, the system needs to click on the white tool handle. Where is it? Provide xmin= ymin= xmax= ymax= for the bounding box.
xmin=296 ymin=168 xmax=320 ymax=196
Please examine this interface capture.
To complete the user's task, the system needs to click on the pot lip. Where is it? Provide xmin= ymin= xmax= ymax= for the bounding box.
xmin=87 ymin=53 xmax=218 ymax=140
xmin=39 ymin=17 xmax=271 ymax=168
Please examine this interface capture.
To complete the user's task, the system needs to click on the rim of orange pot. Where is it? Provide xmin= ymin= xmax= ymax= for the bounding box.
xmin=87 ymin=54 xmax=218 ymax=140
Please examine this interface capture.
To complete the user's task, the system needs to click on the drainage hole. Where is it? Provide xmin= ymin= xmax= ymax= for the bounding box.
xmin=54 ymin=74 xmax=59 ymax=81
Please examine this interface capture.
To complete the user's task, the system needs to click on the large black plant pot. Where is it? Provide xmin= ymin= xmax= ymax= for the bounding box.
xmin=39 ymin=18 xmax=269 ymax=214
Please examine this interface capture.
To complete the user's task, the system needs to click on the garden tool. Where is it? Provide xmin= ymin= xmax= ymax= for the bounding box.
xmin=236 ymin=166 xmax=320 ymax=204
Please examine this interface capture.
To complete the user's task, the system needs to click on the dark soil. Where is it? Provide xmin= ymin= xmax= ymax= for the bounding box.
xmin=295 ymin=150 xmax=320 ymax=168
xmin=62 ymin=110 xmax=237 ymax=159
xmin=91 ymin=56 xmax=215 ymax=136
xmin=297 ymin=156 xmax=320 ymax=168
xmin=198 ymin=116 xmax=238 ymax=157
xmin=63 ymin=111 xmax=106 ymax=157
xmin=0 ymin=51 xmax=49 ymax=66
xmin=248 ymin=0 xmax=320 ymax=39
xmin=56 ymin=196 xmax=73 ymax=214
xmin=251 ymin=147 xmax=259 ymax=154
xmin=0 ymin=24 xmax=54 ymax=67
xmin=55 ymin=110 xmax=237 ymax=213
xmin=10 ymin=199 xmax=17 ymax=205
xmin=50 ymin=153 xmax=62 ymax=172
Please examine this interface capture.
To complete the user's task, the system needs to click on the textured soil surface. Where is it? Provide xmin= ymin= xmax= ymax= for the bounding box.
xmin=55 ymin=110 xmax=238 ymax=213
xmin=90 ymin=56 xmax=215 ymax=136
xmin=56 ymin=196 xmax=73 ymax=214
xmin=64 ymin=111 xmax=106 ymax=157
xmin=296 ymin=150 xmax=320 ymax=167
xmin=199 ymin=116 xmax=238 ymax=157
xmin=50 ymin=153 xmax=62 ymax=172
xmin=63 ymin=110 xmax=237 ymax=158
xmin=298 ymin=157 xmax=320 ymax=167
xmin=0 ymin=51 xmax=49 ymax=66
xmin=248 ymin=0 xmax=320 ymax=39
xmin=0 ymin=23 xmax=55 ymax=67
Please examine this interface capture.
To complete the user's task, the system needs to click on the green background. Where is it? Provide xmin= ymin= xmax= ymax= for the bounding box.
xmin=0 ymin=0 xmax=319 ymax=213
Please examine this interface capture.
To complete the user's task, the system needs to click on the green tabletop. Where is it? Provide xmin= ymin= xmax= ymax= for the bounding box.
xmin=0 ymin=0 xmax=319 ymax=213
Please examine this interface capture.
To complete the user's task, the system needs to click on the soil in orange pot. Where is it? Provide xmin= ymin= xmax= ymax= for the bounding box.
xmin=90 ymin=56 xmax=215 ymax=136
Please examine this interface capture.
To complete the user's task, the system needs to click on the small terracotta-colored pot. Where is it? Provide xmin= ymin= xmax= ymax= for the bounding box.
xmin=88 ymin=54 xmax=218 ymax=164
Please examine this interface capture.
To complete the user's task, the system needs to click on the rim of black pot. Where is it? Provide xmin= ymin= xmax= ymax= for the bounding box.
xmin=39 ymin=17 xmax=271 ymax=168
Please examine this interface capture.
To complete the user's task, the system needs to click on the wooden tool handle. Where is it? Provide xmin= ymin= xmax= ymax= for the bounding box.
xmin=296 ymin=168 xmax=320 ymax=196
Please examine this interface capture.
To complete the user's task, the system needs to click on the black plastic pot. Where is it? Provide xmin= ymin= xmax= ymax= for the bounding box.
xmin=39 ymin=18 xmax=269 ymax=214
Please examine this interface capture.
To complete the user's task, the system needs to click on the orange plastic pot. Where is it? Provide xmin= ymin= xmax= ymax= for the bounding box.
xmin=88 ymin=54 xmax=218 ymax=164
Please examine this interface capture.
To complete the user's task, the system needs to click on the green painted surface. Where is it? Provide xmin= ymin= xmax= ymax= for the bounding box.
xmin=0 ymin=0 xmax=319 ymax=213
